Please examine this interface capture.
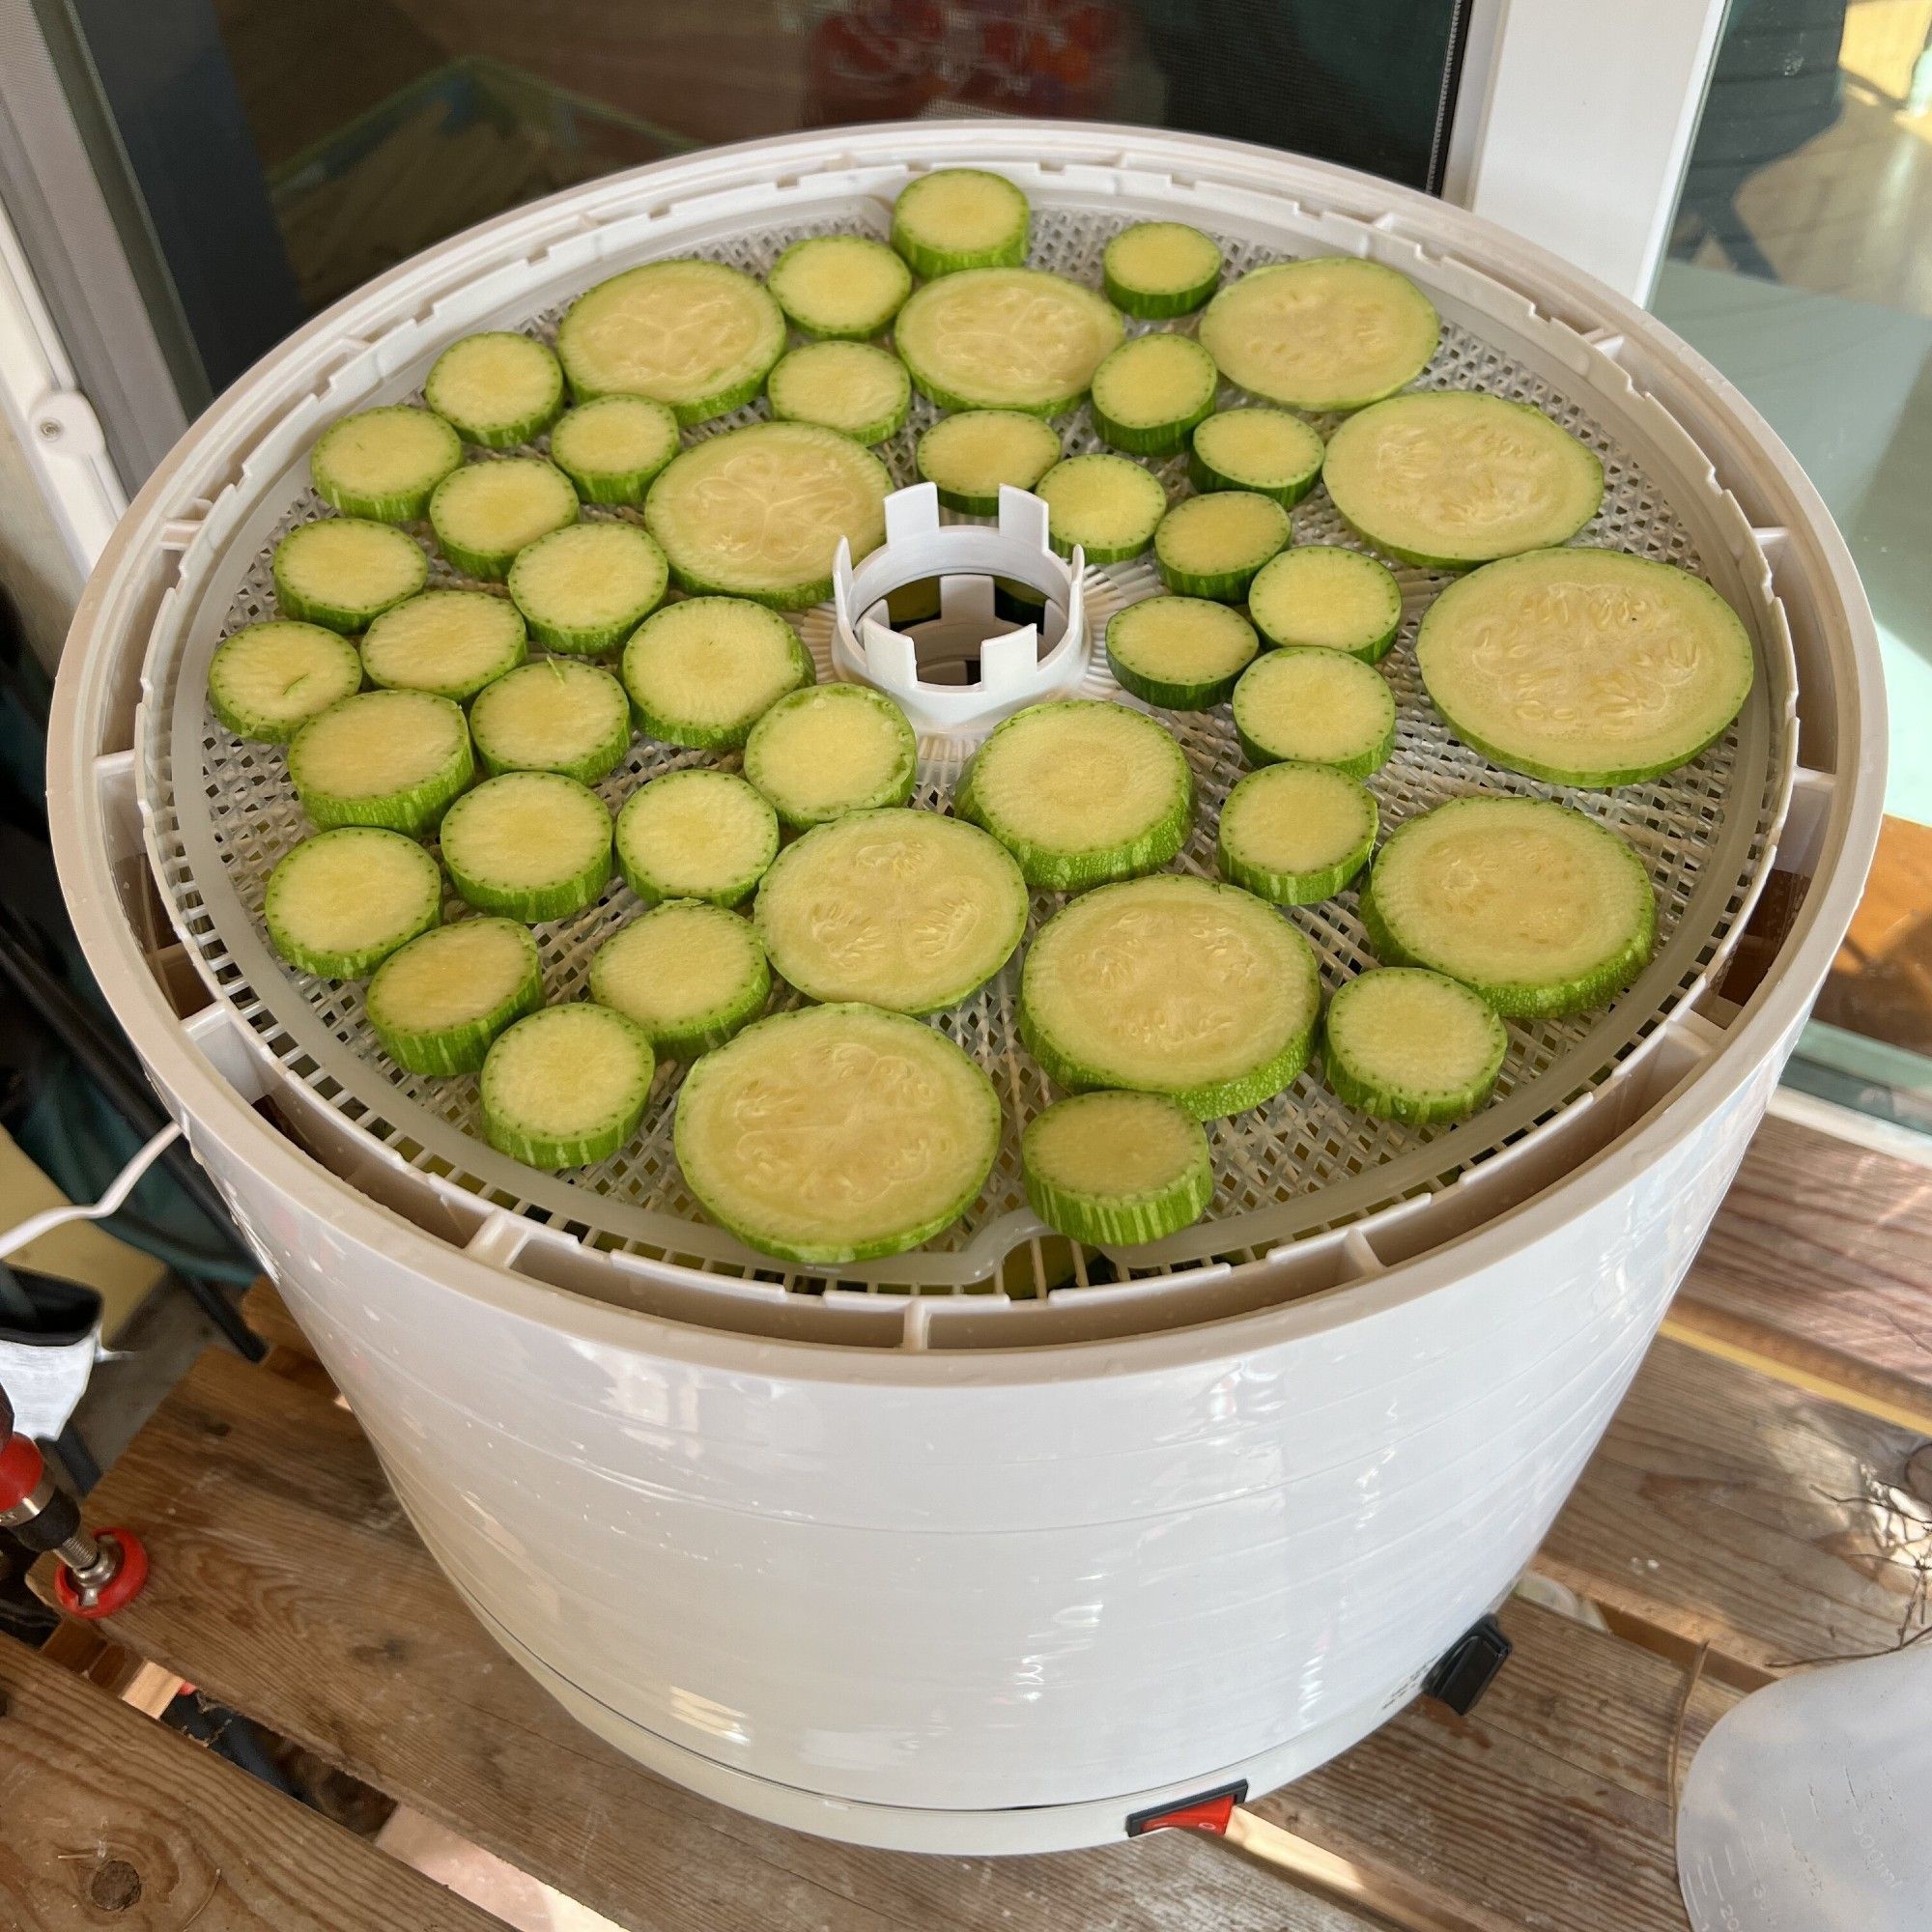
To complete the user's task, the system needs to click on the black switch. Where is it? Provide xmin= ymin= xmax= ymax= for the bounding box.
xmin=1422 ymin=1613 xmax=1512 ymax=1716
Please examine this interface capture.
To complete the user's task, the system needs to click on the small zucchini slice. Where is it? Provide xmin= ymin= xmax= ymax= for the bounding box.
xmin=272 ymin=518 xmax=427 ymax=633
xmin=767 ymin=233 xmax=912 ymax=341
xmin=208 ymin=620 xmax=361 ymax=742
xmin=288 ymin=689 xmax=472 ymax=834
xmin=1217 ymin=761 xmax=1378 ymax=905
xmin=895 ymin=268 xmax=1123 ymax=414
xmin=438 ymin=770 xmax=612 ymax=923
xmin=914 ymin=409 xmax=1062 ymax=516
xmin=1104 ymin=596 xmax=1258 ymax=709
xmin=506 ymin=522 xmax=668 ymax=656
xmin=766 ymin=340 xmax=911 ymax=445
xmin=1359 ymin=795 xmax=1656 ymax=1018
xmin=614 ymin=767 xmax=779 ymax=908
xmin=263 ymin=826 xmax=441 ymax=980
xmin=360 ymin=590 xmax=527 ymax=702
xmin=424 ymin=332 xmax=565 ymax=448
xmin=1247 ymin=545 xmax=1403 ymax=662
xmin=1232 ymin=648 xmax=1396 ymax=778
xmin=891 ymin=169 xmax=1030 ymax=278
xmin=1152 ymin=490 xmax=1291 ymax=601
xmin=365 ymin=917 xmax=544 ymax=1075
xmin=1102 ymin=222 xmax=1224 ymax=319
xmin=1189 ymin=407 xmax=1324 ymax=507
xmin=427 ymin=459 xmax=579 ymax=581
xmin=588 ymin=900 xmax=770 ymax=1058
xmin=1321 ymin=967 xmax=1508 ymax=1125
xmin=1035 ymin=453 xmax=1167 ymax=563
xmin=1089 ymin=332 xmax=1219 ymax=457
xmin=469 ymin=658 xmax=632 ymax=783
xmin=310 ymin=406 xmax=461 ymax=522
xmin=1022 ymin=1091 xmax=1212 ymax=1245
xmin=621 ymin=596 xmax=814 ymax=751
xmin=480 ymin=1004 xmax=655 ymax=1170
xmin=547 ymin=397 xmax=680 ymax=505
xmin=742 ymin=683 xmax=917 ymax=831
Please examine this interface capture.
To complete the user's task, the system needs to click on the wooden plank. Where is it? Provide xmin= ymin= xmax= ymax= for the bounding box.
xmin=240 ymin=1279 xmax=316 ymax=1360
xmin=1538 ymin=1335 xmax=1929 ymax=1677
xmin=51 ymin=1349 xmax=1371 ymax=1932
xmin=0 ymin=1634 xmax=504 ymax=1932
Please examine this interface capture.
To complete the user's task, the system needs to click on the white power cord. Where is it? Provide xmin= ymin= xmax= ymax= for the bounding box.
xmin=0 ymin=1120 xmax=184 ymax=1264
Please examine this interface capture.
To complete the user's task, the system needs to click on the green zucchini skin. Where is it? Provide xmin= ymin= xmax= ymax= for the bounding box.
xmin=890 ymin=169 xmax=1031 ymax=279
xmin=1103 ymin=597 xmax=1259 ymax=711
xmin=1101 ymin=222 xmax=1224 ymax=319
xmin=1021 ymin=1091 xmax=1213 ymax=1246
xmin=1187 ymin=408 xmax=1324 ymax=507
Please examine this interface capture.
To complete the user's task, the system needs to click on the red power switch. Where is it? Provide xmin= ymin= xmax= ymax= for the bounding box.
xmin=1124 ymin=1778 xmax=1248 ymax=1838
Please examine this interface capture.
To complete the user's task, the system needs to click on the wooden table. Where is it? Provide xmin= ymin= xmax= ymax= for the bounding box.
xmin=6 ymin=1114 xmax=1928 ymax=1931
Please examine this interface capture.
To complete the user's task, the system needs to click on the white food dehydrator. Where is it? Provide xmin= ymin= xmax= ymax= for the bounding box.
xmin=50 ymin=123 xmax=1884 ymax=1853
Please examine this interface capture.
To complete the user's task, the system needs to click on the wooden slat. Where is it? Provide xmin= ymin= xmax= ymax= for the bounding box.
xmin=0 ymin=1634 xmax=504 ymax=1932
xmin=240 ymin=1278 xmax=319 ymax=1360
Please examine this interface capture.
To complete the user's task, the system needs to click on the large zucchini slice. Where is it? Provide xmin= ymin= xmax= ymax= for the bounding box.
xmin=480 ymin=1004 xmax=655 ymax=1170
xmin=767 ymin=234 xmax=912 ymax=341
xmin=1022 ymin=1091 xmax=1213 ymax=1245
xmin=742 ymin=683 xmax=917 ymax=831
xmin=1321 ymin=967 xmax=1508 ymax=1125
xmin=288 ymin=689 xmax=471 ymax=834
xmin=365 ymin=917 xmax=544 ymax=1075
xmin=894 ymin=268 xmax=1123 ymax=414
xmin=589 ymin=901 xmax=770 ymax=1057
xmin=891 ymin=169 xmax=1029 ymax=278
xmin=263 ymin=827 xmax=442 ymax=980
xmin=208 ymin=621 xmax=362 ymax=742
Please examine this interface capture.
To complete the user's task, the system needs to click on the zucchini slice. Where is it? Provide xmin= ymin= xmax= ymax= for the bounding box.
xmin=673 ymin=1003 xmax=1001 ymax=1264
xmin=1360 ymin=796 xmax=1656 ymax=1017
xmin=915 ymin=410 xmax=1062 ymax=516
xmin=273 ymin=519 xmax=427 ymax=633
xmin=1217 ymin=760 xmax=1378 ymax=905
xmin=891 ymin=169 xmax=1030 ymax=278
xmin=365 ymin=917 xmax=544 ymax=1075
xmin=1020 ymin=874 xmax=1321 ymax=1119
xmin=644 ymin=421 xmax=891 ymax=609
xmin=1232 ymin=648 xmax=1396 ymax=777
xmin=955 ymin=699 xmax=1192 ymax=889
xmin=1104 ymin=596 xmax=1258 ymax=709
xmin=895 ymin=268 xmax=1123 ymax=415
xmin=1152 ymin=490 xmax=1291 ymax=601
xmin=1189 ymin=407 xmax=1324 ymax=506
xmin=556 ymin=259 xmax=785 ymax=423
xmin=1247 ymin=545 xmax=1403 ymax=662
xmin=1198 ymin=258 xmax=1439 ymax=412
xmin=480 ymin=1004 xmax=655 ymax=1170
xmin=1035 ymin=453 xmax=1167 ymax=563
xmin=360 ymin=590 xmax=527 ymax=702
xmin=548 ymin=397 xmax=680 ymax=505
xmin=1022 ymin=1091 xmax=1213 ymax=1244
xmin=767 ymin=234 xmax=912 ymax=341
xmin=1322 ymin=393 xmax=1604 ymax=569
xmin=1102 ymin=222 xmax=1224 ymax=319
xmin=742 ymin=683 xmax=917 ymax=831
xmin=621 ymin=597 xmax=813 ymax=751
xmin=439 ymin=771 xmax=612 ymax=923
xmin=614 ymin=767 xmax=779 ymax=907
xmin=1089 ymin=333 xmax=1219 ymax=457
xmin=264 ymin=827 xmax=441 ymax=980
xmin=754 ymin=809 xmax=1028 ymax=1014
xmin=766 ymin=340 xmax=911 ymax=445
xmin=1415 ymin=548 xmax=1755 ymax=785
xmin=428 ymin=459 xmax=579 ymax=581
xmin=208 ymin=620 xmax=362 ymax=742
xmin=288 ymin=689 xmax=472 ymax=834
xmin=310 ymin=406 xmax=461 ymax=522
xmin=588 ymin=901 xmax=771 ymax=1057
xmin=506 ymin=522 xmax=668 ymax=656
xmin=469 ymin=658 xmax=632 ymax=783
xmin=424 ymin=332 xmax=565 ymax=448
xmin=1321 ymin=966 xmax=1507 ymax=1125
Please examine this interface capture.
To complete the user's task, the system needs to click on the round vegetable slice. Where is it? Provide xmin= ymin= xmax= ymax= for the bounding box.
xmin=891 ymin=169 xmax=1029 ymax=278
xmin=1153 ymin=490 xmax=1291 ymax=601
xmin=589 ymin=901 xmax=770 ymax=1056
xmin=1321 ymin=967 xmax=1507 ymax=1125
xmin=754 ymin=810 xmax=1028 ymax=1014
xmin=424 ymin=332 xmax=565 ymax=448
xmin=1189 ymin=407 xmax=1324 ymax=506
xmin=469 ymin=659 xmax=632 ymax=782
xmin=644 ymin=421 xmax=890 ymax=609
xmin=263 ymin=827 xmax=441 ymax=980
xmin=1022 ymin=1091 xmax=1213 ymax=1244
xmin=621 ymin=597 xmax=813 ymax=751
xmin=767 ymin=234 xmax=912 ymax=341
xmin=1415 ymin=547 xmax=1755 ymax=785
xmin=1104 ymin=596 xmax=1258 ymax=709
xmin=1035 ymin=453 xmax=1166 ymax=563
xmin=766 ymin=340 xmax=911 ymax=445
xmin=614 ymin=767 xmax=779 ymax=907
xmin=1020 ymin=874 xmax=1321 ymax=1119
xmin=480 ymin=1004 xmax=654 ymax=1170
xmin=1247 ymin=545 xmax=1403 ymax=662
xmin=208 ymin=621 xmax=361 ymax=742
xmin=1322 ymin=392 xmax=1604 ymax=569
xmin=556 ymin=259 xmax=785 ymax=423
xmin=743 ymin=683 xmax=917 ymax=831
xmin=674 ymin=1003 xmax=1000 ymax=1264
xmin=1198 ymin=258 xmax=1438 ymax=412
xmin=365 ymin=917 xmax=544 ymax=1075
xmin=273 ymin=519 xmax=427 ymax=632
xmin=428 ymin=459 xmax=578 ymax=581
xmin=915 ymin=410 xmax=1062 ymax=516
xmin=548 ymin=397 xmax=680 ymax=505
xmin=894 ymin=268 xmax=1123 ymax=414
xmin=1233 ymin=648 xmax=1396 ymax=777
xmin=439 ymin=770 xmax=611 ymax=923
xmin=288 ymin=689 xmax=472 ymax=834
xmin=1359 ymin=796 xmax=1656 ymax=1017
xmin=310 ymin=406 xmax=461 ymax=521
xmin=360 ymin=590 xmax=527 ymax=701
xmin=956 ymin=699 xmax=1192 ymax=889
xmin=1102 ymin=222 xmax=1224 ymax=319
xmin=1089 ymin=332 xmax=1219 ymax=457
xmin=1217 ymin=761 xmax=1378 ymax=904
xmin=506 ymin=522 xmax=668 ymax=656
